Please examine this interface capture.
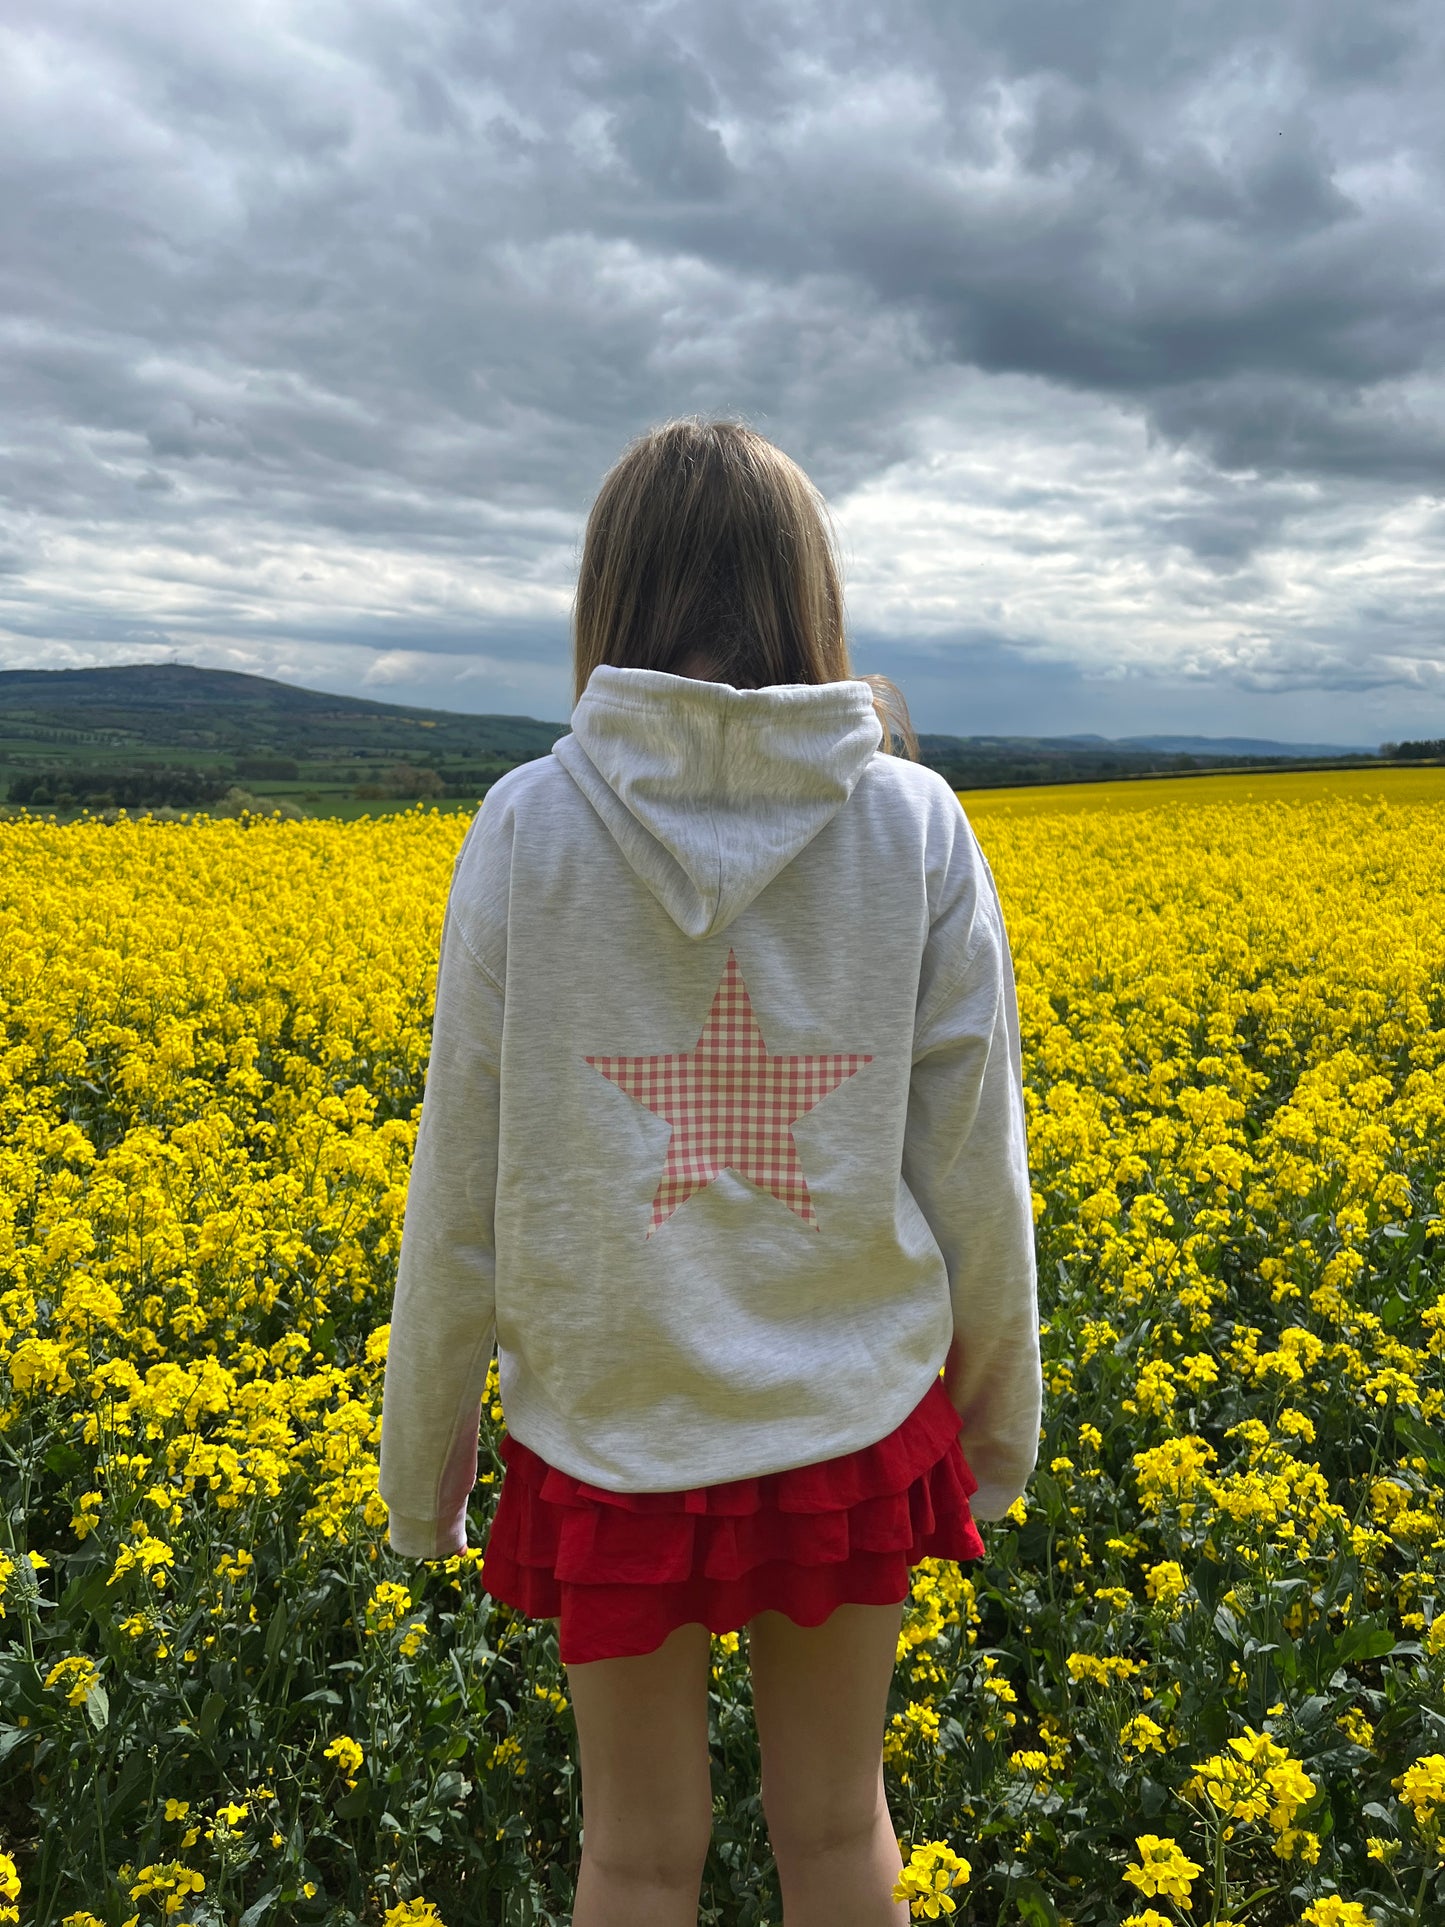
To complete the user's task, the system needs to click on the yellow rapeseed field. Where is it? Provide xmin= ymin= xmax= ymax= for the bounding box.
xmin=1 ymin=771 xmax=1443 ymax=1927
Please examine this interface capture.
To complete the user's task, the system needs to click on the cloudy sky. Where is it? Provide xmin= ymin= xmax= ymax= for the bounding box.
xmin=4 ymin=1 xmax=1444 ymax=744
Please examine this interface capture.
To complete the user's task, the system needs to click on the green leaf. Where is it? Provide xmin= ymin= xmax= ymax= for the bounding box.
xmin=1032 ymin=1471 xmax=1066 ymax=1522
xmin=239 ymin=1892 xmax=279 ymax=1927
xmin=1337 ymin=1625 xmax=1396 ymax=1665
xmin=198 ymin=1689 xmax=228 ymax=1742
xmin=264 ymin=1600 xmax=290 ymax=1662
xmin=110 ymin=1745 xmax=149 ymax=1819
xmin=1191 ymin=1559 xmax=1223 ymax=1613
xmin=1198 ymin=1695 xmax=1230 ymax=1747
xmin=1265 ymin=1576 xmax=1308 ymax=1602
xmin=1012 ymin=1879 xmax=1060 ymax=1927
xmin=1236 ymin=1882 xmax=1283 ymax=1911
xmin=84 ymin=1682 xmax=109 ymax=1731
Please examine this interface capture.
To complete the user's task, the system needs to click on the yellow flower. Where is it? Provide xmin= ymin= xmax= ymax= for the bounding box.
xmin=7 ymin=773 xmax=1445 ymax=1916
xmin=1300 ymin=1900 xmax=1381 ymax=1926
xmin=1395 ymin=1753 xmax=1445 ymax=1826
xmin=1121 ymin=1715 xmax=1167 ymax=1756
xmin=1122 ymin=1835 xmax=1204 ymax=1905
xmin=488 ymin=1734 xmax=527 ymax=1778
xmin=893 ymin=1841 xmax=970 ymax=1918
xmin=43 ymin=1656 xmax=100 ymax=1709
xmin=324 ymin=1735 xmax=365 ymax=1778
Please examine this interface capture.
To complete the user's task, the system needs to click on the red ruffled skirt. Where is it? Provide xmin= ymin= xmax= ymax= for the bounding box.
xmin=478 ymin=1375 xmax=985 ymax=1664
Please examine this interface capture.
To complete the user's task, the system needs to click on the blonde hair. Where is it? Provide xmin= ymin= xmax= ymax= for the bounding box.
xmin=571 ymin=416 xmax=919 ymax=759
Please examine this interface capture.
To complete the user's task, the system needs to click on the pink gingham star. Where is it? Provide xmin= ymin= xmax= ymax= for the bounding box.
xmin=586 ymin=947 xmax=873 ymax=1236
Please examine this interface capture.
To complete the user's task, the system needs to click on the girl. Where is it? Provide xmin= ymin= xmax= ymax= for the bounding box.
xmin=378 ymin=417 xmax=1042 ymax=1927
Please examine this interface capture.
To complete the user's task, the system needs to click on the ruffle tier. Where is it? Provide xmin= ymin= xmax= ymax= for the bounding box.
xmin=478 ymin=1375 xmax=986 ymax=1664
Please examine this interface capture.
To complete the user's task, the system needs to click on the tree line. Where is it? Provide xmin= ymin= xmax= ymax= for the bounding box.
xmin=7 ymin=768 xmax=231 ymax=809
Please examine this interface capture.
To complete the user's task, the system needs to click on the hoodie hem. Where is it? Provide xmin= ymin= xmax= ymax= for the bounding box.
xmin=497 ymin=1361 xmax=955 ymax=1496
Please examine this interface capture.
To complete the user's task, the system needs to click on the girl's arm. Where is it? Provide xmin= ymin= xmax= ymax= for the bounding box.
xmin=901 ymin=819 xmax=1042 ymax=1522
xmin=377 ymin=893 xmax=502 ymax=1559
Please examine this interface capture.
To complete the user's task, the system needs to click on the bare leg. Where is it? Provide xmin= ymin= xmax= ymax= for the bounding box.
xmin=748 ymin=1601 xmax=912 ymax=1927
xmin=563 ymin=1619 xmax=714 ymax=1927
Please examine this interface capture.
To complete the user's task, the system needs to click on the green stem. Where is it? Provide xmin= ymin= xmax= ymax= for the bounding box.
xmin=1409 ymin=1852 xmax=1430 ymax=1926
xmin=92 ymin=1730 xmax=108 ymax=1885
xmin=0 ymin=1424 xmax=38 ymax=1670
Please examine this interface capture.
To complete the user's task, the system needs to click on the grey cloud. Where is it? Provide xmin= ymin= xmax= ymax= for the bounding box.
xmin=146 ymin=401 xmax=253 ymax=461
xmin=1 ymin=0 xmax=1444 ymax=734
xmin=1151 ymin=375 xmax=1445 ymax=490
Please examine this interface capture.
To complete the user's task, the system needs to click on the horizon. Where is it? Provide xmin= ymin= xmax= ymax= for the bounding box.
xmin=3 ymin=6 xmax=1445 ymax=741
xmin=0 ymin=658 xmax=1387 ymax=753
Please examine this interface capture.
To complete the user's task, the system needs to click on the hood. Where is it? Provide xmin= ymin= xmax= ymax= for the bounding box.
xmin=551 ymin=664 xmax=884 ymax=940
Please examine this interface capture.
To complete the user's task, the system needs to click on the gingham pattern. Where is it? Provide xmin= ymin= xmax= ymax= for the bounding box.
xmin=585 ymin=947 xmax=873 ymax=1236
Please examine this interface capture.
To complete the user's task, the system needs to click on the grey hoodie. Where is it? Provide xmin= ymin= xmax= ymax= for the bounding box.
xmin=377 ymin=664 xmax=1042 ymax=1559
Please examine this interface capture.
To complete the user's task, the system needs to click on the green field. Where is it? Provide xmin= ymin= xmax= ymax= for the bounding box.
xmin=2 ymin=663 xmax=1405 ymax=823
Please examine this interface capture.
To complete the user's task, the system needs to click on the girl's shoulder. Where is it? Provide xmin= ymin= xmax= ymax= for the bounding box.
xmin=851 ymin=750 xmax=982 ymax=859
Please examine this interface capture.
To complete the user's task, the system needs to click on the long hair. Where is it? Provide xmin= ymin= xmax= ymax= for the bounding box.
xmin=571 ymin=417 xmax=919 ymax=759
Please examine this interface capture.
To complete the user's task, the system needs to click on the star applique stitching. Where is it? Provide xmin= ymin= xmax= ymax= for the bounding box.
xmin=585 ymin=947 xmax=873 ymax=1236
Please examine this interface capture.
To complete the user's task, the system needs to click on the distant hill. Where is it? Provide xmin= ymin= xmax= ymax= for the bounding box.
xmin=0 ymin=662 xmax=1388 ymax=813
xmin=1061 ymin=732 xmax=1375 ymax=759
xmin=0 ymin=662 xmax=563 ymax=760
xmin=912 ymin=728 xmax=1378 ymax=790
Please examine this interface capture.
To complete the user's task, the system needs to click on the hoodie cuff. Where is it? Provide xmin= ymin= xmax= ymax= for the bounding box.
xmin=966 ymin=1479 xmax=1026 ymax=1524
xmin=386 ymin=1509 xmax=468 ymax=1560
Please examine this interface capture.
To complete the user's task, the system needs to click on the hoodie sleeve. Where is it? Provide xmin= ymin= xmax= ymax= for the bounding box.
xmin=378 ymin=887 xmax=502 ymax=1560
xmin=901 ymin=807 xmax=1042 ymax=1522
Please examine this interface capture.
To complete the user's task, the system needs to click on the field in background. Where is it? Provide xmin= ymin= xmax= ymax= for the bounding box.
xmin=1 ymin=784 xmax=1443 ymax=1925
xmin=9 ymin=743 xmax=1440 ymax=829
xmin=0 ymin=662 xmax=1404 ymax=823
xmin=961 ymin=762 xmax=1445 ymax=815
